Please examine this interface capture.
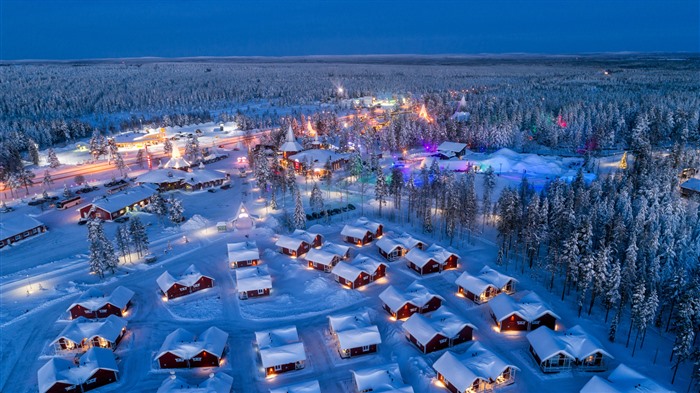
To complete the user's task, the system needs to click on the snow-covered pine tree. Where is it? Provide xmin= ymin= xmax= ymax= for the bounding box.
xmin=589 ymin=244 xmax=611 ymax=315
xmin=309 ymin=183 xmax=324 ymax=214
xmin=148 ymin=193 xmax=168 ymax=223
xmin=374 ymin=168 xmax=388 ymax=217
xmin=463 ymin=172 xmax=478 ymax=239
xmin=47 ymin=148 xmax=60 ymax=168
xmin=115 ymin=224 xmax=132 ymax=263
xmin=293 ymin=186 xmax=306 ymax=229
xmin=27 ymin=138 xmax=40 ymax=165
xmin=18 ymin=169 xmax=35 ymax=195
xmin=167 ymin=195 xmax=185 ymax=224
xmin=87 ymin=218 xmax=119 ymax=277
xmin=42 ymin=170 xmax=53 ymax=190
xmin=128 ymin=217 xmax=149 ymax=257
xmin=114 ymin=152 xmax=127 ymax=177
xmin=63 ymin=184 xmax=72 ymax=198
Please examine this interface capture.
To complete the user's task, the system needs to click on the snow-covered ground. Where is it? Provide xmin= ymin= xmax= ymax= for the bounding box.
xmin=0 ymin=147 xmax=684 ymax=393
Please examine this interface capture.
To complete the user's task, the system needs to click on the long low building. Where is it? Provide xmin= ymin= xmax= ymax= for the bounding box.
xmin=78 ymin=186 xmax=155 ymax=221
xmin=489 ymin=291 xmax=560 ymax=332
xmin=67 ymin=286 xmax=134 ymax=320
xmin=0 ymin=214 xmax=47 ymax=248
xmin=527 ymin=325 xmax=613 ymax=373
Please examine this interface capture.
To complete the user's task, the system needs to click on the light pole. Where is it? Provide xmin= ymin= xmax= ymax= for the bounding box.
xmin=26 ymin=274 xmax=32 ymax=295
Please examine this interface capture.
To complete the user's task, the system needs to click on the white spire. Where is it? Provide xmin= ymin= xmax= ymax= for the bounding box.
xmin=459 ymin=95 xmax=466 ymax=109
xmin=286 ymin=125 xmax=296 ymax=142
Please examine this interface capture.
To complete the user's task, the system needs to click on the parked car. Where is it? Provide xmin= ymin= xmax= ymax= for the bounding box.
xmin=220 ymin=184 xmax=231 ymax=190
xmin=114 ymin=216 xmax=129 ymax=223
xmin=145 ymin=254 xmax=158 ymax=264
xmin=28 ymin=199 xmax=46 ymax=206
xmin=47 ymin=196 xmax=60 ymax=201
xmin=207 ymin=188 xmax=217 ymax=193
xmin=78 ymin=218 xmax=88 ymax=225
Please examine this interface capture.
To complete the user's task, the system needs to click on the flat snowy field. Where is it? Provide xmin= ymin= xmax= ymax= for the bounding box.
xmin=0 ymin=125 xmax=682 ymax=393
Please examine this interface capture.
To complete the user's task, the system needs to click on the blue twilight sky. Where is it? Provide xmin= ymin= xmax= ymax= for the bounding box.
xmin=1 ymin=0 xmax=698 ymax=60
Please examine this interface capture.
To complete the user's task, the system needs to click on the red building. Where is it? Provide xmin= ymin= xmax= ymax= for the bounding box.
xmin=489 ymin=292 xmax=560 ymax=332
xmin=332 ymin=255 xmax=387 ymax=289
xmin=379 ymin=281 xmax=443 ymax=320
xmin=52 ymin=315 xmax=127 ymax=352
xmin=67 ymin=286 xmax=134 ymax=320
xmin=0 ymin=215 xmax=47 ymax=248
xmin=275 ymin=230 xmax=323 ymax=257
xmin=227 ymin=241 xmax=260 ymax=269
xmin=38 ymin=348 xmax=119 ymax=393
xmin=328 ymin=311 xmax=382 ymax=358
xmin=456 ymin=266 xmax=517 ymax=304
xmin=405 ymin=244 xmax=460 ymax=276
xmin=255 ymin=326 xmax=306 ymax=377
xmin=235 ymin=265 xmax=272 ymax=300
xmin=156 ymin=327 xmax=228 ymax=369
xmin=402 ymin=307 xmax=476 ymax=354
xmin=157 ymin=265 xmax=214 ymax=300
xmin=78 ymin=187 xmax=153 ymax=221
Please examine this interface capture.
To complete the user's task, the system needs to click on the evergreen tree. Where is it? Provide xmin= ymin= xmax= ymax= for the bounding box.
xmin=293 ymin=186 xmax=306 ymax=229
xmin=27 ymin=138 xmax=40 ymax=165
xmin=18 ymin=169 xmax=35 ymax=195
xmin=115 ymin=224 xmax=132 ymax=263
xmin=374 ymin=168 xmax=388 ymax=217
xmin=87 ymin=218 xmax=119 ymax=278
xmin=148 ymin=192 xmax=168 ymax=223
xmin=167 ymin=195 xmax=185 ymax=224
xmin=47 ymin=148 xmax=60 ymax=168
xmin=114 ymin=152 xmax=127 ymax=177
xmin=42 ymin=170 xmax=53 ymax=190
xmin=128 ymin=217 xmax=149 ymax=257
xmin=604 ymin=258 xmax=622 ymax=322
xmin=63 ymin=184 xmax=73 ymax=198
xmin=482 ymin=166 xmax=496 ymax=225
xmin=309 ymin=182 xmax=324 ymax=214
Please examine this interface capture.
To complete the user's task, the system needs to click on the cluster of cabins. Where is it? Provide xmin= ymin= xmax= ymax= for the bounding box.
xmin=39 ymin=286 xmax=135 ymax=393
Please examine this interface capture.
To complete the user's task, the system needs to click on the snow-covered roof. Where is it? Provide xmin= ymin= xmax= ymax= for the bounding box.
xmin=280 ymin=125 xmax=303 ymax=152
xmin=305 ymin=248 xmax=337 ymax=265
xmin=332 ymin=262 xmax=366 ymax=282
xmin=376 ymin=233 xmax=422 ymax=254
xmin=227 ymin=241 xmax=260 ymax=262
xmin=0 ymin=214 xmax=45 ymax=239
xmin=328 ymin=310 xmax=372 ymax=333
xmin=68 ymin=286 xmax=134 ymax=313
xmin=341 ymin=225 xmax=371 ymax=239
xmin=433 ymin=342 xmax=519 ymax=393
xmin=157 ymin=265 xmax=211 ymax=293
xmin=527 ymin=325 xmax=613 ymax=363
xmin=157 ymin=373 xmax=234 ymax=393
xmin=269 ymin=380 xmax=321 ymax=393
xmin=680 ymin=178 xmax=700 ymax=192
xmin=379 ymin=281 xmax=443 ymax=312
xmin=455 ymin=272 xmax=497 ymax=295
xmin=163 ymin=147 xmax=190 ymax=170
xmin=402 ymin=306 xmax=476 ymax=344
xmin=235 ymin=265 xmax=272 ymax=292
xmin=182 ymin=168 xmax=228 ymax=186
xmin=438 ymin=141 xmax=468 ymax=154
xmin=276 ymin=230 xmax=321 ymax=250
xmin=87 ymin=186 xmax=155 ymax=215
xmin=489 ymin=291 xmax=560 ymax=323
xmin=157 ymin=327 xmax=228 ymax=360
xmin=136 ymin=169 xmax=185 ymax=184
xmin=580 ymin=364 xmax=671 ymax=393
xmin=478 ymin=266 xmax=517 ymax=289
xmin=52 ymin=315 xmax=127 ymax=346
xmin=321 ymin=242 xmax=350 ymax=257
xmin=288 ymin=149 xmax=350 ymax=169
xmin=351 ymin=363 xmax=413 ymax=393
xmin=404 ymin=248 xmax=436 ymax=268
xmin=333 ymin=254 xmax=387 ymax=281
xmin=38 ymin=347 xmax=118 ymax=393
xmin=255 ymin=326 xmax=306 ymax=368
xmin=424 ymin=244 xmax=459 ymax=264
xmin=337 ymin=325 xmax=382 ymax=351
xmin=353 ymin=217 xmax=382 ymax=233
xmin=255 ymin=325 xmax=300 ymax=349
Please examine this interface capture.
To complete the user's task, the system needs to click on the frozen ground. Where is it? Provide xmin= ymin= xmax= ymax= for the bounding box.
xmin=0 ymin=147 xmax=684 ymax=393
